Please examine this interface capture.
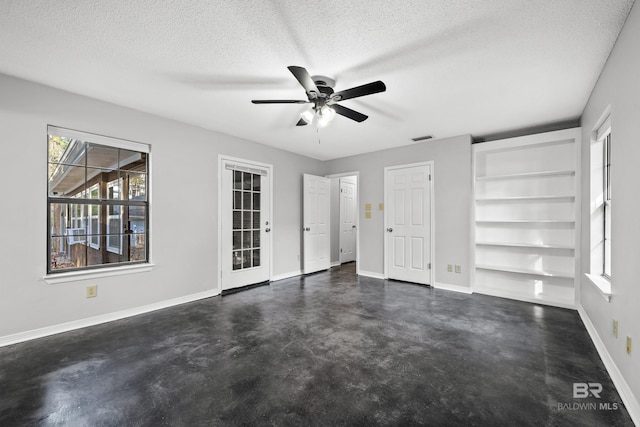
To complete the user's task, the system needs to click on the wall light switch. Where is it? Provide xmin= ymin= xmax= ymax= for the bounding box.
xmin=613 ymin=320 xmax=618 ymax=338
xmin=365 ymin=203 xmax=372 ymax=211
xmin=378 ymin=203 xmax=384 ymax=210
xmin=455 ymin=265 xmax=461 ymax=274
xmin=627 ymin=337 xmax=632 ymax=355
xmin=447 ymin=264 xmax=453 ymax=272
xmin=365 ymin=211 xmax=372 ymax=219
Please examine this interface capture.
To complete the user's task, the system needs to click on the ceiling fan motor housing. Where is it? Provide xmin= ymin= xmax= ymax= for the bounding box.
xmin=311 ymin=75 xmax=335 ymax=97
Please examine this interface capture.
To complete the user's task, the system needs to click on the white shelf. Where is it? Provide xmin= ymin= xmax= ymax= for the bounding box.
xmin=475 ymin=195 xmax=575 ymax=202
xmin=476 ymin=264 xmax=574 ymax=279
xmin=475 ymin=170 xmax=575 ymax=181
xmin=473 ymin=130 xmax=580 ymax=307
xmin=476 ymin=242 xmax=574 ymax=250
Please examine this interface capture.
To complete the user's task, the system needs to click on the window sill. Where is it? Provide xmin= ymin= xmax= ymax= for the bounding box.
xmin=44 ymin=263 xmax=154 ymax=284
xmin=585 ymin=273 xmax=612 ymax=302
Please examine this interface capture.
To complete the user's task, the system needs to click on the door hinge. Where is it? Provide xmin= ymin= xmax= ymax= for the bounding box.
xmin=428 ymin=263 xmax=431 ymax=269
xmin=340 ymin=248 xmax=343 ymax=253
xmin=429 ymin=174 xmax=431 ymax=181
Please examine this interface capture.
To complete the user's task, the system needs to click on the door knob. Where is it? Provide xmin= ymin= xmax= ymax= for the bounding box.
xmin=303 ymin=227 xmax=310 ymax=231
xmin=265 ymin=228 xmax=271 ymax=233
xmin=352 ymin=225 xmax=357 ymax=229
xmin=387 ymin=227 xmax=393 ymax=232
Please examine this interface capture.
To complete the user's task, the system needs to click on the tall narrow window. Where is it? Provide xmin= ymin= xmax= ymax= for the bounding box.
xmin=603 ymin=130 xmax=612 ymax=278
xmin=47 ymin=126 xmax=150 ymax=273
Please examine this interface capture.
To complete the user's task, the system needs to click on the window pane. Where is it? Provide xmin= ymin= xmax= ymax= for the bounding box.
xmin=86 ymin=144 xmax=119 ymax=169
xmin=233 ymin=191 xmax=242 ymax=209
xmin=234 ymin=171 xmax=242 ymax=190
xmin=243 ymin=211 xmax=252 ymax=229
xmin=108 ymin=179 xmax=122 ymax=201
xmin=253 ymin=212 xmax=260 ymax=229
xmin=125 ymin=172 xmax=147 ymax=200
xmin=232 ymin=251 xmax=242 ymax=270
xmin=243 ymin=191 xmax=252 ymax=210
xmin=129 ymin=234 xmax=146 ymax=262
xmin=252 ymin=249 xmax=261 ymax=268
xmin=253 ymin=193 xmax=260 ymax=210
xmin=252 ymin=230 xmax=260 ymax=248
xmin=48 ymin=164 xmax=86 ymax=197
xmin=243 ymin=250 xmax=252 ymax=268
xmin=252 ymin=174 xmax=261 ymax=191
xmin=243 ymin=231 xmax=251 ymax=249
xmin=49 ymin=138 xmax=86 ymax=166
xmin=243 ymin=172 xmax=252 ymax=190
xmin=119 ymin=149 xmax=146 ymax=170
xmin=50 ymin=236 xmax=86 ymax=271
xmin=233 ymin=231 xmax=241 ymax=250
xmin=233 ymin=211 xmax=241 ymax=229
xmin=48 ymin=135 xmax=73 ymax=164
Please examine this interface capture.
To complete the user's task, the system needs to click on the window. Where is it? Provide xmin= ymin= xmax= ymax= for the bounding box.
xmin=47 ymin=126 xmax=149 ymax=274
xmin=602 ymin=129 xmax=612 ymax=278
xmin=589 ymin=115 xmax=611 ymax=282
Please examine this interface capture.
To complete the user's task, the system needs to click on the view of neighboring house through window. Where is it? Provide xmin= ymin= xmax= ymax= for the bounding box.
xmin=47 ymin=126 xmax=150 ymax=273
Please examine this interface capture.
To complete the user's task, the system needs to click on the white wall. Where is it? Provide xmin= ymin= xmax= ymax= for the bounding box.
xmin=0 ymin=74 xmax=324 ymax=338
xmin=580 ymin=0 xmax=640 ymax=417
xmin=325 ymin=135 xmax=472 ymax=288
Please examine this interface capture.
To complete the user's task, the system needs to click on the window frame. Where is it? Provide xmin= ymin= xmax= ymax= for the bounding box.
xmin=46 ymin=126 xmax=150 ymax=276
xmin=600 ymin=123 xmax=612 ymax=279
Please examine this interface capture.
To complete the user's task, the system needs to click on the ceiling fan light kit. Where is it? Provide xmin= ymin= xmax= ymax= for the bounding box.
xmin=252 ymin=65 xmax=386 ymax=128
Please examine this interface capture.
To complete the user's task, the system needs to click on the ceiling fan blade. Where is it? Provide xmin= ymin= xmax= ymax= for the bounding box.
xmin=332 ymin=104 xmax=368 ymax=122
xmin=296 ymin=118 xmax=308 ymax=126
xmin=287 ymin=66 xmax=320 ymax=99
xmin=332 ymin=80 xmax=386 ymax=102
xmin=251 ymin=100 xmax=309 ymax=104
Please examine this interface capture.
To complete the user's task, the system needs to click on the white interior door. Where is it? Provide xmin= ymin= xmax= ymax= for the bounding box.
xmin=384 ymin=163 xmax=432 ymax=285
xmin=220 ymin=158 xmax=271 ymax=291
xmin=303 ymin=174 xmax=330 ymax=274
xmin=339 ymin=177 xmax=357 ymax=263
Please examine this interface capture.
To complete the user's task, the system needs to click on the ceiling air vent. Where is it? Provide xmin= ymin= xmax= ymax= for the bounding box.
xmin=411 ymin=135 xmax=433 ymax=142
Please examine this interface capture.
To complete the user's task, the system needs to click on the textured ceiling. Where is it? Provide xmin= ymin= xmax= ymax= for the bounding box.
xmin=0 ymin=0 xmax=635 ymax=160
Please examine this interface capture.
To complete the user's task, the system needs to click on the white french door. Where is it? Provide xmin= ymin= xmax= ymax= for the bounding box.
xmin=303 ymin=174 xmax=330 ymax=274
xmin=384 ymin=162 xmax=433 ymax=285
xmin=339 ymin=177 xmax=357 ymax=263
xmin=220 ymin=157 xmax=272 ymax=291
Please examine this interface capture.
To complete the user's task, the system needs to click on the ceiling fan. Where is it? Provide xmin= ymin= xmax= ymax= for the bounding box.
xmin=251 ymin=66 xmax=386 ymax=127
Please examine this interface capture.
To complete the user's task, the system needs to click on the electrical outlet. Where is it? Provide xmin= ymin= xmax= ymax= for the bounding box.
xmin=455 ymin=265 xmax=461 ymax=274
xmin=627 ymin=337 xmax=632 ymax=355
xmin=447 ymin=264 xmax=453 ymax=272
xmin=613 ymin=320 xmax=618 ymax=338
xmin=86 ymin=285 xmax=97 ymax=298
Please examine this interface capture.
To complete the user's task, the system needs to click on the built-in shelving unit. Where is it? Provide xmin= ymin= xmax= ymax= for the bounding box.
xmin=472 ymin=129 xmax=581 ymax=308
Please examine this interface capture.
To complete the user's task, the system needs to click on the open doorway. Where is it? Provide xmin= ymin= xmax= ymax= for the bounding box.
xmin=328 ymin=172 xmax=359 ymax=273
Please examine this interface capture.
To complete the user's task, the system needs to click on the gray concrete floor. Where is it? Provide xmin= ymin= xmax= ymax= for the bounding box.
xmin=0 ymin=263 xmax=634 ymax=426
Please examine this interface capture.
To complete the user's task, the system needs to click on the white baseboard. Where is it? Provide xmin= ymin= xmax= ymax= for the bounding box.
xmin=578 ymin=306 xmax=640 ymax=426
xmin=330 ymin=261 xmax=341 ymax=267
xmin=434 ymin=282 xmax=473 ymax=294
xmin=271 ymin=270 xmax=302 ymax=282
xmin=358 ymin=270 xmax=385 ymax=280
xmin=0 ymin=289 xmax=219 ymax=348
